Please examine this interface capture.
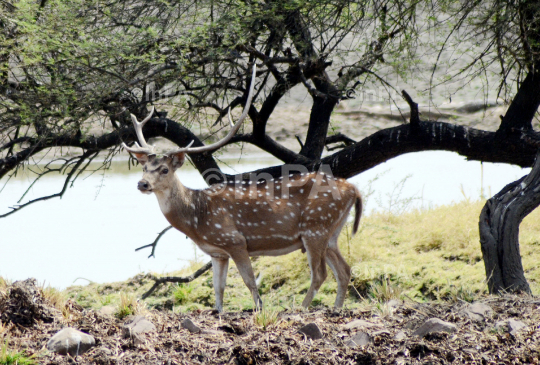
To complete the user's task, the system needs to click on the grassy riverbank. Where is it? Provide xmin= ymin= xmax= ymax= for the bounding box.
xmin=42 ymin=200 xmax=540 ymax=315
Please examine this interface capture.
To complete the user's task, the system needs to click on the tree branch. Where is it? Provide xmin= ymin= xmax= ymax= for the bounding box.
xmin=325 ymin=133 xmax=356 ymax=151
xmin=0 ymin=151 xmax=95 ymax=218
xmin=141 ymin=261 xmax=213 ymax=300
xmin=228 ymin=133 xmax=310 ymax=164
xmin=325 ymin=133 xmax=356 ymax=146
xmin=0 ymin=118 xmax=223 ymax=181
xmin=401 ymin=90 xmax=421 ymax=127
xmin=135 ymin=226 xmax=173 ymax=258
xmin=496 ymin=60 xmax=540 ymax=137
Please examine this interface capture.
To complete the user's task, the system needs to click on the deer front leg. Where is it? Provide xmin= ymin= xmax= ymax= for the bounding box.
xmin=211 ymin=257 xmax=229 ymax=312
xmin=230 ymin=250 xmax=263 ymax=310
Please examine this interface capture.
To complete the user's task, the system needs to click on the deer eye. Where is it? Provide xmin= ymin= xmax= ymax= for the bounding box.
xmin=162 ymin=168 xmax=169 ymax=174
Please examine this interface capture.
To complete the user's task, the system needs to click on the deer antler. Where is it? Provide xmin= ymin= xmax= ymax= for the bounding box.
xmin=168 ymin=64 xmax=257 ymax=155
xmin=122 ymin=106 xmax=155 ymax=154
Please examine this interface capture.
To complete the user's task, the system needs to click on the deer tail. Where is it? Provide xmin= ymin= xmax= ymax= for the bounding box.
xmin=352 ymin=189 xmax=363 ymax=236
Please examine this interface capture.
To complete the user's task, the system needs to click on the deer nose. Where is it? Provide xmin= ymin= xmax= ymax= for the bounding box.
xmin=138 ymin=180 xmax=150 ymax=191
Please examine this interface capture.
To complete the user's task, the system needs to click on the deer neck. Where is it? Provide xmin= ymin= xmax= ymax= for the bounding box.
xmin=154 ymin=176 xmax=202 ymax=234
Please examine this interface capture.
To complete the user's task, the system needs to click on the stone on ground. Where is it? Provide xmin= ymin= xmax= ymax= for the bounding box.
xmin=394 ymin=330 xmax=407 ymax=341
xmin=181 ymin=318 xmax=202 ymax=334
xmin=122 ymin=316 xmax=156 ymax=339
xmin=345 ymin=332 xmax=371 ymax=347
xmin=342 ymin=319 xmax=381 ymax=330
xmin=98 ymin=305 xmax=115 ymax=316
xmin=413 ymin=318 xmax=457 ymax=337
xmin=298 ymin=323 xmax=323 ymax=340
xmin=461 ymin=302 xmax=493 ymax=321
xmin=496 ymin=319 xmax=527 ymax=335
xmin=46 ymin=327 xmax=95 ymax=356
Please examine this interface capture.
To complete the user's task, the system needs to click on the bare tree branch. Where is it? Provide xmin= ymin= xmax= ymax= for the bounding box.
xmin=141 ymin=261 xmax=213 ymax=300
xmin=0 ymin=151 xmax=95 ymax=218
xmin=135 ymin=225 xmax=173 ymax=258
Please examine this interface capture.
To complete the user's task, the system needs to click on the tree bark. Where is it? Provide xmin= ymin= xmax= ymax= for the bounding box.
xmin=496 ymin=62 xmax=540 ymax=136
xmin=479 ymin=151 xmax=540 ymax=294
xmin=300 ymin=93 xmax=338 ymax=159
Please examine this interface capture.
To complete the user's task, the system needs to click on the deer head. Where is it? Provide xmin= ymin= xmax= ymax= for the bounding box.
xmin=123 ymin=65 xmax=256 ymax=195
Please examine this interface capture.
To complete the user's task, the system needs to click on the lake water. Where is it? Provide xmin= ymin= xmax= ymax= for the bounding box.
xmin=0 ymin=151 xmax=530 ymax=289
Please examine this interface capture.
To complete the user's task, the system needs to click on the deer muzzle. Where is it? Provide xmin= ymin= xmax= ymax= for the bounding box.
xmin=138 ymin=180 xmax=152 ymax=193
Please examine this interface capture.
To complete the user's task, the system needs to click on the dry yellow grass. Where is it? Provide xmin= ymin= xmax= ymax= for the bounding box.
xmin=116 ymin=292 xmax=146 ymax=319
xmin=0 ymin=277 xmax=9 ymax=292
xmin=40 ymin=286 xmax=67 ymax=313
xmin=349 ymin=200 xmax=540 ymax=301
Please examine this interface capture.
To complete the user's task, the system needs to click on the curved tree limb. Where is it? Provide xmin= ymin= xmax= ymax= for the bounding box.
xmin=141 ymin=261 xmax=213 ymax=300
xmin=228 ymin=133 xmax=309 ymax=164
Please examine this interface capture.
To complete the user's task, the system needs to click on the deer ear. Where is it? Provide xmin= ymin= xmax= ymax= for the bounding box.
xmin=169 ymin=152 xmax=185 ymax=169
xmin=132 ymin=152 xmax=153 ymax=166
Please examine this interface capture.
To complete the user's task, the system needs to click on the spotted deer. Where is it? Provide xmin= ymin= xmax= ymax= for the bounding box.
xmin=123 ymin=70 xmax=362 ymax=312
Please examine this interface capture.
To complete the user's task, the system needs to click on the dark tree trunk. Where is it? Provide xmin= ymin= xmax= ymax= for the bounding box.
xmin=496 ymin=62 xmax=540 ymax=137
xmin=300 ymin=94 xmax=338 ymax=159
xmin=479 ymin=151 xmax=540 ymax=294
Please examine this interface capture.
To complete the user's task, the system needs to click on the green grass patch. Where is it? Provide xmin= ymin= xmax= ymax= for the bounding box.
xmin=0 ymin=338 xmax=36 ymax=365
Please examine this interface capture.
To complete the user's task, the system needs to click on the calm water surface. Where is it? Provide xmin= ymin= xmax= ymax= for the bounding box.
xmin=0 ymin=151 xmax=530 ymax=289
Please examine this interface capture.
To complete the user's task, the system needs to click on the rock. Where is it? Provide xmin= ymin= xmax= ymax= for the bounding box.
xmin=508 ymin=319 xmax=527 ymax=334
xmin=462 ymin=302 xmax=492 ymax=321
xmin=496 ymin=319 xmax=527 ymax=335
xmin=387 ymin=299 xmax=402 ymax=308
xmin=372 ymin=329 xmax=391 ymax=336
xmin=345 ymin=332 xmax=371 ymax=347
xmin=46 ymin=328 xmax=95 ymax=356
xmin=181 ymin=318 xmax=202 ymax=334
xmin=122 ymin=316 xmax=156 ymax=339
xmin=342 ymin=319 xmax=381 ymax=330
xmin=298 ymin=323 xmax=323 ymax=340
xmin=394 ymin=330 xmax=407 ymax=341
xmin=413 ymin=318 xmax=457 ymax=337
xmin=98 ymin=305 xmax=115 ymax=316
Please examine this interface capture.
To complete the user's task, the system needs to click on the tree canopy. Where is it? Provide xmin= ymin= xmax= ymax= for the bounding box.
xmin=2 ymin=0 xmax=540 ymax=293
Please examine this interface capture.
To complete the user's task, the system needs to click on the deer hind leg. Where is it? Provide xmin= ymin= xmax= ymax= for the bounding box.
xmin=211 ymin=257 xmax=229 ymax=312
xmin=326 ymin=246 xmax=351 ymax=308
xmin=301 ymin=236 xmax=328 ymax=308
xmin=326 ymin=207 xmax=353 ymax=308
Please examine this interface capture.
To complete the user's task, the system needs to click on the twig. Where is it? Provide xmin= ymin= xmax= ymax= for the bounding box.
xmin=326 ymin=144 xmax=348 ymax=151
xmin=0 ymin=151 xmax=93 ymax=218
xmin=295 ymin=135 xmax=304 ymax=149
xmin=401 ymin=90 xmax=421 ymax=127
xmin=325 ymin=133 xmax=356 ymax=147
xmin=141 ymin=261 xmax=213 ymax=300
xmin=135 ymin=226 xmax=173 ymax=258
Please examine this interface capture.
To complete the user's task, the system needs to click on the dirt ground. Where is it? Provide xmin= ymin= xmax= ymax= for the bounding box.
xmin=1 ymin=279 xmax=539 ymax=364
